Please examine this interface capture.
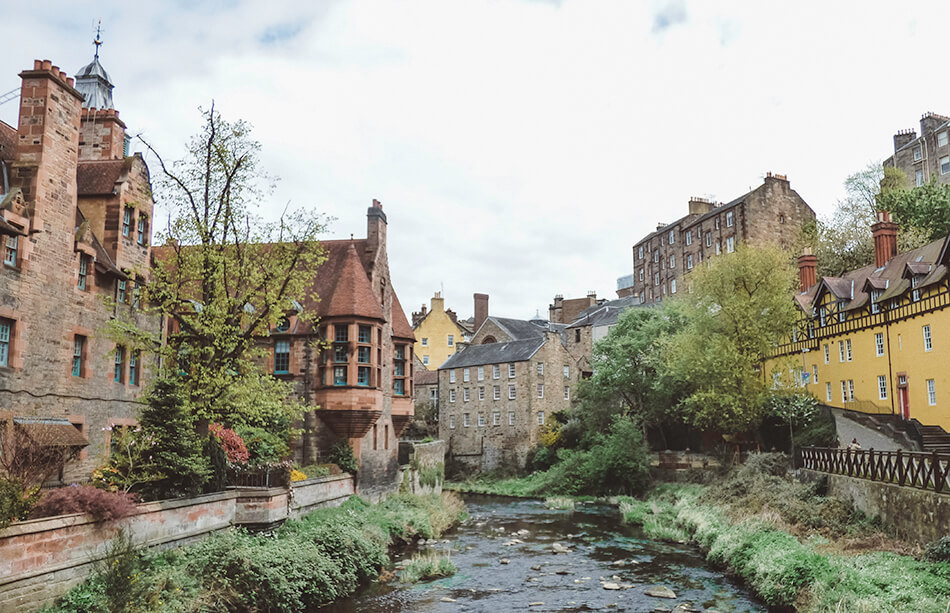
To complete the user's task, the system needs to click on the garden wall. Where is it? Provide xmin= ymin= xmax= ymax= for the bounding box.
xmin=398 ymin=440 xmax=445 ymax=495
xmin=801 ymin=469 xmax=950 ymax=545
xmin=0 ymin=474 xmax=355 ymax=612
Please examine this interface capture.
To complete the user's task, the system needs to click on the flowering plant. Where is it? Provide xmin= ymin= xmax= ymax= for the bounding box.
xmin=209 ymin=423 xmax=250 ymax=464
xmin=92 ymin=425 xmax=163 ymax=494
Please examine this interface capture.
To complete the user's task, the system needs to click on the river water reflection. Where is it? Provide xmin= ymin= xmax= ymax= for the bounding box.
xmin=322 ymin=495 xmax=769 ymax=613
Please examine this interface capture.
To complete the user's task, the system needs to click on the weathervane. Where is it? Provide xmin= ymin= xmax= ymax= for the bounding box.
xmin=93 ymin=20 xmax=102 ymax=59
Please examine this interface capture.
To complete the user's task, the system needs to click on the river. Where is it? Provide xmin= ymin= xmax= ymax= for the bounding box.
xmin=322 ymin=495 xmax=769 ymax=613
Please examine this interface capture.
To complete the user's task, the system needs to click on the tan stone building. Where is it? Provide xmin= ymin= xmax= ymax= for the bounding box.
xmin=884 ymin=112 xmax=950 ymax=188
xmin=439 ymin=325 xmax=579 ymax=472
xmin=622 ymin=173 xmax=815 ymax=305
xmin=563 ymin=295 xmax=641 ymax=375
xmin=0 ymin=55 xmax=157 ymax=481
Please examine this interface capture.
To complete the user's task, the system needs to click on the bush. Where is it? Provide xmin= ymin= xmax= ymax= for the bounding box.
xmin=328 ymin=440 xmax=358 ymax=474
xmin=924 ymin=536 xmax=950 ymax=563
xmin=209 ymin=423 xmax=249 ymax=464
xmin=0 ymin=478 xmax=41 ymax=530
xmin=31 ymin=486 xmax=139 ymax=522
xmin=236 ymin=425 xmax=290 ymax=464
xmin=400 ymin=553 xmax=457 ymax=582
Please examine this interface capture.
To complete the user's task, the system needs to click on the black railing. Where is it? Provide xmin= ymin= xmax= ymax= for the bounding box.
xmin=226 ymin=464 xmax=291 ymax=488
xmin=800 ymin=447 xmax=950 ymax=494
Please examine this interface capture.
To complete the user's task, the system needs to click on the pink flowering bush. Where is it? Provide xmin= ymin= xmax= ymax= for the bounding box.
xmin=210 ymin=423 xmax=250 ymax=464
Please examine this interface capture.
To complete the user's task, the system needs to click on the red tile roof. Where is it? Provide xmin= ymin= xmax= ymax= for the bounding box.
xmin=306 ymin=239 xmax=385 ymax=322
xmin=77 ymin=158 xmax=131 ymax=195
xmin=0 ymin=120 xmax=16 ymax=162
xmin=390 ymin=290 xmax=416 ymax=340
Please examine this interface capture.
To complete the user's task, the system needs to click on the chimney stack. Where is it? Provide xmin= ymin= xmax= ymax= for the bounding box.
xmin=797 ymin=247 xmax=817 ymax=293
xmin=871 ymin=211 xmax=898 ymax=268
xmin=473 ymin=293 xmax=489 ymax=331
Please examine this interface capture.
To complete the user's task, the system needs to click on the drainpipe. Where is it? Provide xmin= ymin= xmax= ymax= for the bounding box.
xmin=885 ymin=307 xmax=896 ymax=417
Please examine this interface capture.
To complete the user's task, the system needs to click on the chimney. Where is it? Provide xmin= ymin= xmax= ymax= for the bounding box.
xmin=473 ymin=293 xmax=489 ymax=331
xmin=872 ymin=210 xmax=898 ymax=268
xmin=430 ymin=292 xmax=445 ymax=318
xmin=365 ymin=198 xmax=387 ymax=263
xmin=656 ymin=222 xmax=667 ymax=231
xmin=893 ymin=129 xmax=917 ymax=152
xmin=79 ymin=108 xmax=127 ymax=160
xmin=798 ymin=247 xmax=817 ymax=293
xmin=688 ymin=197 xmax=714 ymax=216
xmin=920 ymin=112 xmax=949 ymax=137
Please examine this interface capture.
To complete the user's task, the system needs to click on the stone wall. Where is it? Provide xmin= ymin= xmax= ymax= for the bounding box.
xmin=398 ymin=439 xmax=445 ymax=495
xmin=0 ymin=474 xmax=355 ymax=612
xmin=802 ymin=469 xmax=950 ymax=545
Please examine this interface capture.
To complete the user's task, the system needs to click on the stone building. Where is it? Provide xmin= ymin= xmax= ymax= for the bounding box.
xmin=411 ymin=292 xmax=475 ymax=369
xmin=884 ymin=112 xmax=950 ymax=188
xmin=564 ymin=295 xmax=641 ymax=375
xmin=622 ymin=173 xmax=815 ymax=305
xmin=260 ymin=201 xmax=415 ymax=498
xmin=438 ymin=330 xmax=578 ymax=471
xmin=0 ymin=56 xmax=156 ymax=482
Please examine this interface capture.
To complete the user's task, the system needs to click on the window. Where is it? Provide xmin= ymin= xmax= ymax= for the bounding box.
xmin=275 ymin=340 xmax=290 ymax=373
xmin=508 ymin=411 xmax=515 ymax=425
xmin=841 ymin=380 xmax=847 ymax=403
xmin=537 ymin=384 xmax=544 ymax=398
xmin=875 ymin=333 xmax=885 ymax=356
xmin=939 ymin=131 xmax=948 ymax=147
xmin=508 ymin=363 xmax=516 ymax=378
xmin=447 ymin=335 xmax=454 ymax=347
xmin=715 ymin=217 xmax=720 ymax=230
xmin=477 ymin=413 xmax=485 ymax=427
xmin=687 ymin=254 xmax=693 ymax=270
xmin=870 ymin=289 xmax=882 ymax=314
xmin=122 ymin=208 xmax=132 ymax=237
xmin=818 ymin=305 xmax=827 ymax=327
xmin=848 ymin=380 xmax=855 ymax=402
xmin=129 ymin=351 xmax=140 ymax=386
xmin=846 ymin=339 xmax=852 ymax=361
xmin=669 ymin=229 xmax=675 ymax=244
xmin=725 ymin=211 xmax=733 ymax=227
xmin=328 ymin=365 xmax=345 ymax=385
xmin=449 ymin=389 xmax=456 ymax=402
xmin=537 ymin=362 xmax=543 ymax=375
xmin=478 ymin=386 xmax=485 ymax=400
xmin=726 ymin=237 xmax=735 ymax=253
xmin=508 ymin=384 xmax=516 ymax=399
xmin=114 ymin=346 xmax=125 ymax=383
xmin=715 ymin=241 xmax=721 ymax=255
xmin=492 ymin=411 xmax=500 ymax=425
xmin=838 ymin=341 xmax=845 ymax=362
xmin=669 ymin=254 xmax=675 ymax=268
xmin=477 ymin=366 xmax=484 ymax=381
xmin=837 ymin=300 xmax=847 ymax=323
xmin=357 ymin=346 xmax=370 ymax=364
xmin=358 ymin=325 xmax=371 ymax=343
xmin=116 ymin=280 xmax=127 ymax=304
xmin=924 ymin=324 xmax=933 ymax=351
xmin=685 ymin=231 xmax=692 ymax=246
xmin=671 ymin=279 xmax=677 ymax=294
xmin=653 ymin=250 xmax=659 ymax=263
xmin=493 ymin=385 xmax=500 ymax=400
xmin=463 ymin=413 xmax=470 ymax=427
xmin=421 ymin=337 xmax=428 ymax=346
xmin=878 ymin=375 xmax=888 ymax=400
xmin=449 ymin=369 xmax=456 ymax=383
xmin=912 ymin=275 xmax=921 ymax=302
xmin=72 ymin=335 xmax=85 ymax=377
xmin=812 ymin=365 xmax=818 ymax=384
xmin=927 ymin=379 xmax=937 ymax=406
xmin=137 ymin=214 xmax=148 ymax=246
xmin=639 ymin=268 xmax=644 ymax=282
xmin=942 ymin=156 xmax=950 ymax=175
xmin=537 ymin=411 xmax=545 ymax=425
xmin=3 ymin=235 xmax=17 ymax=267
xmin=916 ymin=169 xmax=925 ymax=186
xmin=824 ymin=344 xmax=830 ymax=364
xmin=914 ymin=146 xmax=922 ymax=161
xmin=638 ymin=246 xmax=643 ymax=259
xmin=361 ymin=367 xmax=374 ymax=387
xmin=449 ymin=415 xmax=455 ymax=429
xmin=563 ymin=365 xmax=569 ymax=378
xmin=493 ymin=364 xmax=500 ymax=379
xmin=564 ymin=386 xmax=570 ymax=400
xmin=77 ymin=254 xmax=90 ymax=290
xmin=826 ymin=382 xmax=832 ymax=402
xmin=705 ymin=233 xmax=711 ymax=247
xmin=335 ymin=325 xmax=348 ymax=343
xmin=333 ymin=343 xmax=347 ymax=362
xmin=654 ymin=272 xmax=660 ymax=286
xmin=463 ymin=388 xmax=470 ymax=402
xmin=422 ymin=355 xmax=429 ymax=366
xmin=463 ymin=368 xmax=470 ymax=382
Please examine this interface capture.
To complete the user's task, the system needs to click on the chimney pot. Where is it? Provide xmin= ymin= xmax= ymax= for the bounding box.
xmin=41 ymin=60 xmax=52 ymax=70
xmin=33 ymin=60 xmax=42 ymax=70
xmin=797 ymin=250 xmax=818 ymax=293
xmin=871 ymin=210 xmax=899 ymax=268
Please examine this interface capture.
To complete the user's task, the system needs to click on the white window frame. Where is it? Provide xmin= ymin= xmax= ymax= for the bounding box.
xmin=669 ymin=254 xmax=675 ymax=268
xmin=493 ymin=385 xmax=501 ymax=400
xmin=812 ymin=365 xmax=818 ymax=384
xmin=924 ymin=324 xmax=933 ymax=351
xmin=447 ymin=334 xmax=454 ymax=347
xmin=478 ymin=386 xmax=485 ymax=400
xmin=726 ymin=237 xmax=735 ymax=253
xmin=449 ymin=415 xmax=455 ymax=429
xmin=537 ymin=384 xmax=544 ymax=398
xmin=563 ymin=365 xmax=569 ymax=378
xmin=726 ymin=211 xmax=734 ymax=227
xmin=927 ymin=379 xmax=937 ymax=406
xmin=493 ymin=364 xmax=500 ymax=379
xmin=848 ymin=380 xmax=855 ymax=402
xmin=875 ymin=333 xmax=885 ymax=356
xmin=824 ymin=344 xmax=830 ymax=364
xmin=421 ymin=337 xmax=428 ymax=347
xmin=508 ymin=363 xmax=516 ymax=378
xmin=846 ymin=339 xmax=852 ymax=361
xmin=942 ymin=156 xmax=950 ymax=175
xmin=939 ymin=131 xmax=948 ymax=148
xmin=669 ymin=229 xmax=675 ymax=244
xmin=477 ymin=413 xmax=485 ymax=427
xmin=914 ymin=146 xmax=922 ymax=161
xmin=449 ymin=369 xmax=456 ymax=383
xmin=508 ymin=411 xmax=515 ymax=425
xmin=564 ymin=385 xmax=570 ymax=400
xmin=477 ymin=366 xmax=484 ymax=381
xmin=508 ymin=384 xmax=516 ymax=399
xmin=916 ymin=169 xmax=925 ymax=187
xmin=685 ymin=231 xmax=692 ymax=246
xmin=537 ymin=411 xmax=545 ymax=425
xmin=715 ymin=241 xmax=721 ymax=255
xmin=705 ymin=233 xmax=711 ymax=247
xmin=838 ymin=341 xmax=845 ymax=363
xmin=654 ymin=272 xmax=660 ymax=286
xmin=422 ymin=355 xmax=429 ymax=366
xmin=463 ymin=368 xmax=470 ymax=382
xmin=671 ymin=279 xmax=677 ymax=294
xmin=463 ymin=388 xmax=470 ymax=402
xmin=826 ymin=382 xmax=832 ymax=402
xmin=841 ymin=380 xmax=847 ymax=403
xmin=878 ymin=375 xmax=888 ymax=400
xmin=449 ymin=389 xmax=456 ymax=403
xmin=492 ymin=411 xmax=500 ymax=426
xmin=687 ymin=254 xmax=693 ymax=270
xmin=463 ymin=413 xmax=470 ymax=427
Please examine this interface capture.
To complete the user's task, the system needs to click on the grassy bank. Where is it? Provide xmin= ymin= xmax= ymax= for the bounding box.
xmin=620 ymin=456 xmax=950 ymax=612
xmin=43 ymin=492 xmax=467 ymax=613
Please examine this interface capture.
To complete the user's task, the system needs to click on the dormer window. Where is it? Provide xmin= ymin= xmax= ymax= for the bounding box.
xmin=870 ymin=289 xmax=882 ymax=314
xmin=276 ymin=317 xmax=290 ymax=333
xmin=911 ymin=276 xmax=921 ymax=302
xmin=837 ymin=300 xmax=847 ymax=323
xmin=818 ymin=305 xmax=827 ymax=327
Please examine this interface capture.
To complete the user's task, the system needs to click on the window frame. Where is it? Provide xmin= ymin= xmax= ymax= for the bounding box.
xmin=927 ymin=379 xmax=937 ymax=406
xmin=72 ymin=335 xmax=86 ymax=377
xmin=875 ymin=332 xmax=885 ymax=356
xmin=878 ymin=375 xmax=887 ymax=400
xmin=114 ymin=346 xmax=125 ymax=383
xmin=924 ymin=324 xmax=933 ymax=351
xmin=3 ymin=234 xmax=18 ymax=267
xmin=508 ymin=384 xmax=516 ymax=399
xmin=122 ymin=207 xmax=133 ymax=238
xmin=537 ymin=383 xmax=544 ymax=398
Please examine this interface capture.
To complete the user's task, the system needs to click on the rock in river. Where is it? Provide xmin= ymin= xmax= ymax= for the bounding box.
xmin=645 ymin=585 xmax=677 ymax=599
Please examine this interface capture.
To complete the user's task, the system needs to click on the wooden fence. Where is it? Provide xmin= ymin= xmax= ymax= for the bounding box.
xmin=800 ymin=447 xmax=950 ymax=493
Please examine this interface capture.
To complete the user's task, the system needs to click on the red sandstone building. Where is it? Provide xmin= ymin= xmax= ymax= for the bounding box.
xmin=0 ymin=55 xmax=156 ymax=481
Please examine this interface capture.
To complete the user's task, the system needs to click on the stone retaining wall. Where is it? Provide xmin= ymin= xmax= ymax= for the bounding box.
xmin=398 ymin=440 xmax=445 ymax=495
xmin=0 ymin=474 xmax=355 ymax=612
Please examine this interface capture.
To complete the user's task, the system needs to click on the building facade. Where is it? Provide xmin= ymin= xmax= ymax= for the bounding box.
xmin=411 ymin=292 xmax=474 ymax=369
xmin=0 ymin=57 xmax=156 ymax=482
xmin=772 ymin=212 xmax=950 ymax=432
xmin=884 ymin=112 xmax=950 ymax=188
xmin=623 ymin=173 xmax=815 ymax=305
xmin=438 ymin=331 xmax=578 ymax=471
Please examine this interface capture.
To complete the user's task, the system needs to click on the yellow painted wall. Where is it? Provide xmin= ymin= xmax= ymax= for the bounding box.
xmin=413 ymin=294 xmax=466 ymax=370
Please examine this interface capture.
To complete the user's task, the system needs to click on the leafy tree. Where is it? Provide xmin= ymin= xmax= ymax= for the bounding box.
xmin=765 ymin=388 xmax=819 ymax=457
xmin=877 ymin=178 xmax=950 ymax=242
xmin=134 ymin=106 xmax=328 ymax=426
xmin=663 ymin=245 xmax=799 ymax=433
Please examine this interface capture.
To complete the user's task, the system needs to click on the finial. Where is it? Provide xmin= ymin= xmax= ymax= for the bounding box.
xmin=93 ymin=20 xmax=103 ymax=59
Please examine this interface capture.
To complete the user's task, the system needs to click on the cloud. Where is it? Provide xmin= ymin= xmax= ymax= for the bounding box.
xmin=652 ymin=0 xmax=687 ymax=34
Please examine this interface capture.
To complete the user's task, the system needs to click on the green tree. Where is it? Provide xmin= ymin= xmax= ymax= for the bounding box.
xmin=134 ymin=106 xmax=328 ymax=426
xmin=877 ymin=178 xmax=950 ymax=242
xmin=663 ymin=245 xmax=799 ymax=433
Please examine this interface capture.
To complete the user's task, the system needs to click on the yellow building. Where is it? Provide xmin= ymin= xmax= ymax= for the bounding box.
xmin=411 ymin=292 xmax=473 ymax=370
xmin=773 ymin=212 xmax=950 ymax=431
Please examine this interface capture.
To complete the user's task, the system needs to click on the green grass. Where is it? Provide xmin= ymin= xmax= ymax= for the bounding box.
xmin=400 ymin=553 xmax=458 ymax=582
xmin=544 ymin=497 xmax=575 ymax=510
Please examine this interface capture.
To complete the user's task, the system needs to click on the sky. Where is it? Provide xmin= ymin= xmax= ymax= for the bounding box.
xmin=2 ymin=1 xmax=950 ymax=322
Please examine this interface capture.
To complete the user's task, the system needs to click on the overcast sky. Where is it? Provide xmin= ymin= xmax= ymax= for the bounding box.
xmin=2 ymin=1 xmax=949 ymax=321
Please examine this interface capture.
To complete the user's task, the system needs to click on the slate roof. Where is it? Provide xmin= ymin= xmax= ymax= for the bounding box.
xmin=488 ymin=316 xmax=567 ymax=340
xmin=77 ymin=158 xmax=130 ymax=195
xmin=439 ymin=337 xmax=545 ymax=370
xmin=414 ymin=369 xmax=438 ymax=386
xmin=567 ymin=295 xmax=641 ymax=329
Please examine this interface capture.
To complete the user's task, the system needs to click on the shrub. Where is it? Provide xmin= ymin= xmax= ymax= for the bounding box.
xmin=300 ymin=463 xmax=336 ymax=479
xmin=400 ymin=553 xmax=457 ymax=582
xmin=328 ymin=440 xmax=358 ymax=474
xmin=209 ymin=423 xmax=249 ymax=464
xmin=0 ymin=478 xmax=41 ymax=530
xmin=924 ymin=535 xmax=950 ymax=562
xmin=290 ymin=469 xmax=308 ymax=482
xmin=31 ymin=486 xmax=139 ymax=522
xmin=236 ymin=425 xmax=290 ymax=464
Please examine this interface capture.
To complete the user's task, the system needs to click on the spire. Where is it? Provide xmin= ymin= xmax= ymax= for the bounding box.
xmin=75 ymin=21 xmax=115 ymax=110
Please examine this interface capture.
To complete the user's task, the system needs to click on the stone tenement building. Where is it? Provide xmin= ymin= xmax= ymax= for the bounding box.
xmin=0 ymin=56 xmax=156 ymax=482
xmin=411 ymin=291 xmax=476 ymax=369
xmin=620 ymin=173 xmax=816 ymax=304
xmin=259 ymin=201 xmax=416 ymax=498
xmin=884 ymin=112 xmax=950 ymax=188
xmin=438 ymin=330 xmax=578 ymax=471
xmin=564 ymin=295 xmax=641 ymax=376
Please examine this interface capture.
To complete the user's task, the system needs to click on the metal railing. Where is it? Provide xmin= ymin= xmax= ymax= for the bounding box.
xmin=226 ymin=464 xmax=291 ymax=488
xmin=800 ymin=447 xmax=950 ymax=493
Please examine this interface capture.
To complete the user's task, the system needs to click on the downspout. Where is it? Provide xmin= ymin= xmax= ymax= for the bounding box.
xmin=885 ymin=305 xmax=896 ymax=416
